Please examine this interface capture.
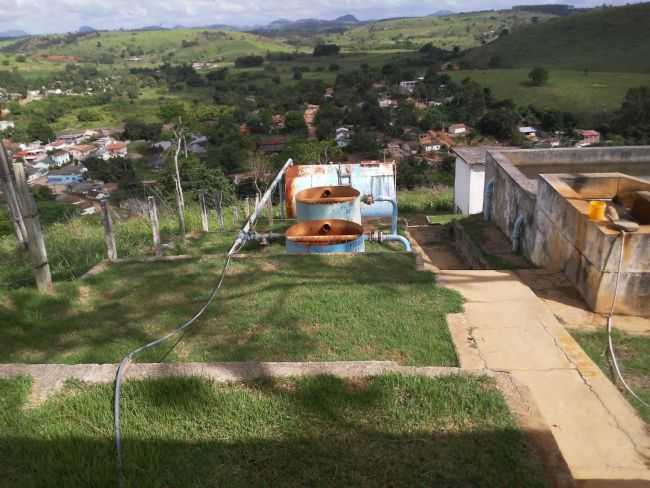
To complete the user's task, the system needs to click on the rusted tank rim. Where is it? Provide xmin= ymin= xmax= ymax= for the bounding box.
xmin=286 ymin=219 xmax=363 ymax=245
xmin=296 ymin=186 xmax=360 ymax=205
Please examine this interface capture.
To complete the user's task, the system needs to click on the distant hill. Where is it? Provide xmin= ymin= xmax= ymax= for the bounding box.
xmin=461 ymin=2 xmax=650 ymax=72
xmin=335 ymin=15 xmax=359 ymax=23
xmin=321 ymin=10 xmax=555 ymax=52
xmin=255 ymin=15 xmax=363 ymax=33
xmin=78 ymin=26 xmax=97 ymax=33
xmin=0 ymin=30 xmax=28 ymax=39
xmin=430 ymin=10 xmax=455 ymax=16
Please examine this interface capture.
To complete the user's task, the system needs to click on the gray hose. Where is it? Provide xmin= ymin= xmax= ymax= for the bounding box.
xmin=113 ymin=158 xmax=294 ymax=487
xmin=607 ymin=231 xmax=649 ymax=408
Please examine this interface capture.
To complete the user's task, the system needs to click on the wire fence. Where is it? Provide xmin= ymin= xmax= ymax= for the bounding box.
xmin=0 ymin=188 xmax=280 ymax=292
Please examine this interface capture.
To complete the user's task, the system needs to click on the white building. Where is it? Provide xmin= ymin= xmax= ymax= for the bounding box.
xmin=452 ymin=147 xmax=500 ymax=216
xmin=0 ymin=120 xmax=15 ymax=132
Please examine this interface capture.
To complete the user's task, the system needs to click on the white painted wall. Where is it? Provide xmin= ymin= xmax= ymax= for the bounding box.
xmin=454 ymin=157 xmax=485 ymax=215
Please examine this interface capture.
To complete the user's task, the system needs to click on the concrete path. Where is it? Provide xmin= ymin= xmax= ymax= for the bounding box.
xmin=438 ymin=269 xmax=650 ymax=486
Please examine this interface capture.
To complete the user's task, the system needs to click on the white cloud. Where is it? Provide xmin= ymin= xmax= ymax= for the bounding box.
xmin=0 ymin=0 xmax=641 ymax=34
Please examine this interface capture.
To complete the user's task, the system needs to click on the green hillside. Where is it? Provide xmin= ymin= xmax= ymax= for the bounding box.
xmin=322 ymin=10 xmax=555 ymax=52
xmin=4 ymin=29 xmax=299 ymax=65
xmin=461 ymin=3 xmax=650 ymax=72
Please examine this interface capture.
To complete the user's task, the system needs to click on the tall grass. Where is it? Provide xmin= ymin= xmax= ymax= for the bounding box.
xmin=397 ymin=187 xmax=454 ymax=214
xmin=0 ymin=202 xmax=239 ymax=291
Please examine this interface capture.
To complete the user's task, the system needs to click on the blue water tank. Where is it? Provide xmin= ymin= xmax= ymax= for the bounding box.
xmin=285 ymin=220 xmax=365 ymax=254
xmin=295 ymin=186 xmax=362 ymax=224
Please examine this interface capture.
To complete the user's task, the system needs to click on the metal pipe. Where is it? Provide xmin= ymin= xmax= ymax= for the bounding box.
xmin=230 ymin=158 xmax=293 ymax=254
xmin=373 ymin=198 xmax=398 ymax=235
xmin=512 ymin=215 xmax=525 ymax=253
xmin=484 ymin=179 xmax=495 ymax=221
xmin=364 ymin=231 xmax=412 ymax=252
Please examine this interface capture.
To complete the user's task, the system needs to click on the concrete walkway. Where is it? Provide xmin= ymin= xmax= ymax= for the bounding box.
xmin=438 ymin=269 xmax=650 ymax=486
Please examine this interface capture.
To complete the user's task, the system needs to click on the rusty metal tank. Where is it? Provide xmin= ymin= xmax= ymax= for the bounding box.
xmin=285 ymin=219 xmax=365 ymax=254
xmin=295 ymin=186 xmax=361 ymax=224
xmin=284 ymin=162 xmax=397 ymax=219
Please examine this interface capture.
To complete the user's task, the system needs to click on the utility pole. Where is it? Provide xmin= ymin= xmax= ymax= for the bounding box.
xmin=147 ymin=196 xmax=162 ymax=257
xmin=0 ymin=140 xmax=28 ymax=247
xmin=12 ymin=163 xmax=53 ymax=292
xmin=100 ymin=200 xmax=118 ymax=262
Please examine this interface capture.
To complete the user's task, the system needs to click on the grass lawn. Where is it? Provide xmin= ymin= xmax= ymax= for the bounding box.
xmin=398 ymin=187 xmax=454 ymax=215
xmin=0 ymin=251 xmax=462 ymax=365
xmin=571 ymin=329 xmax=650 ymax=423
xmin=0 ymin=374 xmax=547 ymax=487
xmin=449 ymin=69 xmax=650 ymax=125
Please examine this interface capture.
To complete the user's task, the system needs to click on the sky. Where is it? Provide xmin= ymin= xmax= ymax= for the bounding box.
xmin=0 ymin=0 xmax=642 ymax=34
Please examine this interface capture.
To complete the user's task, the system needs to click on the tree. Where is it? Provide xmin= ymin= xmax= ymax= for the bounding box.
xmin=615 ymin=85 xmax=650 ymax=142
xmin=478 ymin=107 xmax=520 ymax=141
xmin=159 ymin=100 xmax=186 ymax=123
xmin=234 ymin=55 xmax=264 ymax=68
xmin=528 ymin=66 xmax=549 ymax=86
xmin=123 ymin=119 xmax=162 ymax=141
xmin=77 ymin=109 xmax=100 ymax=122
xmin=84 ymin=156 xmax=137 ymax=186
xmin=26 ymin=120 xmax=54 ymax=142
xmin=313 ymin=44 xmax=340 ymax=56
xmin=284 ymin=111 xmax=307 ymax=135
xmin=349 ymin=130 xmax=379 ymax=157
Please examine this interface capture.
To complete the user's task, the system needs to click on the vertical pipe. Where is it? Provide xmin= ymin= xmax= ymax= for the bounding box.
xmin=147 ymin=196 xmax=161 ymax=257
xmin=100 ymin=200 xmax=118 ymax=262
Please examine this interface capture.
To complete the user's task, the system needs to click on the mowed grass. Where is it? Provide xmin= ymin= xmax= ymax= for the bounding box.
xmin=571 ymin=329 xmax=650 ymax=423
xmin=449 ymin=69 xmax=650 ymax=125
xmin=0 ymin=252 xmax=462 ymax=365
xmin=0 ymin=374 xmax=547 ymax=487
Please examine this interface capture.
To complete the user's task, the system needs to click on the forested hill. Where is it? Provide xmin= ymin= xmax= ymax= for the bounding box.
xmin=461 ymin=2 xmax=650 ymax=72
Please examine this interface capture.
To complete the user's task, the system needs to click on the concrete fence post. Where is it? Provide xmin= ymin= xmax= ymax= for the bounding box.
xmin=100 ymin=199 xmax=118 ymax=262
xmin=199 ymin=192 xmax=209 ymax=232
xmin=147 ymin=196 xmax=162 ymax=257
xmin=12 ymin=163 xmax=53 ymax=292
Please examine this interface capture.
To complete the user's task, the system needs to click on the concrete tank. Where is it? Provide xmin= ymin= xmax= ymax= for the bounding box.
xmin=295 ymin=186 xmax=362 ymax=224
xmin=286 ymin=219 xmax=365 ymax=254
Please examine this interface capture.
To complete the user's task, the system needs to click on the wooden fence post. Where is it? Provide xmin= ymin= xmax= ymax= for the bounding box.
xmin=147 ymin=196 xmax=162 ymax=257
xmin=199 ymin=192 xmax=209 ymax=232
xmin=100 ymin=200 xmax=118 ymax=262
xmin=0 ymin=142 xmax=28 ymax=247
xmin=232 ymin=204 xmax=239 ymax=225
xmin=12 ymin=163 xmax=53 ymax=292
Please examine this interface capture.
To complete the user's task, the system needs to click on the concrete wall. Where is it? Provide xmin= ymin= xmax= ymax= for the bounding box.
xmin=532 ymin=175 xmax=650 ymax=315
xmin=485 ymin=144 xmax=650 ymax=315
xmin=485 ymin=151 xmax=537 ymax=260
xmin=454 ymin=157 xmax=485 ymax=215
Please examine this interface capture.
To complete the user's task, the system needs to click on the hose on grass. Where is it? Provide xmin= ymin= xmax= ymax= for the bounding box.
xmin=112 ymin=158 xmax=293 ymax=488
xmin=607 ymin=230 xmax=649 ymax=409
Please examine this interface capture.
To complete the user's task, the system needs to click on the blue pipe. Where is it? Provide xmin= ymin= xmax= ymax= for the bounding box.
xmin=373 ymin=197 xmax=398 ymax=234
xmin=484 ymin=179 xmax=495 ymax=222
xmin=364 ymin=232 xmax=412 ymax=252
xmin=512 ymin=215 xmax=525 ymax=253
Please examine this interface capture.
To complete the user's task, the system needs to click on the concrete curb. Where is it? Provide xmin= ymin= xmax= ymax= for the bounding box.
xmin=0 ymin=361 xmax=487 ymax=405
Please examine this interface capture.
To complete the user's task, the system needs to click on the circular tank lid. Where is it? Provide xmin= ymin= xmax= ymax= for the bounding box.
xmin=286 ymin=219 xmax=363 ymax=244
xmin=296 ymin=186 xmax=360 ymax=205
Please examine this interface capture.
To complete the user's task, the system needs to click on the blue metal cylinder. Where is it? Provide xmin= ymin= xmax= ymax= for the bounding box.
xmin=286 ymin=219 xmax=365 ymax=254
xmin=295 ymin=186 xmax=362 ymax=224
